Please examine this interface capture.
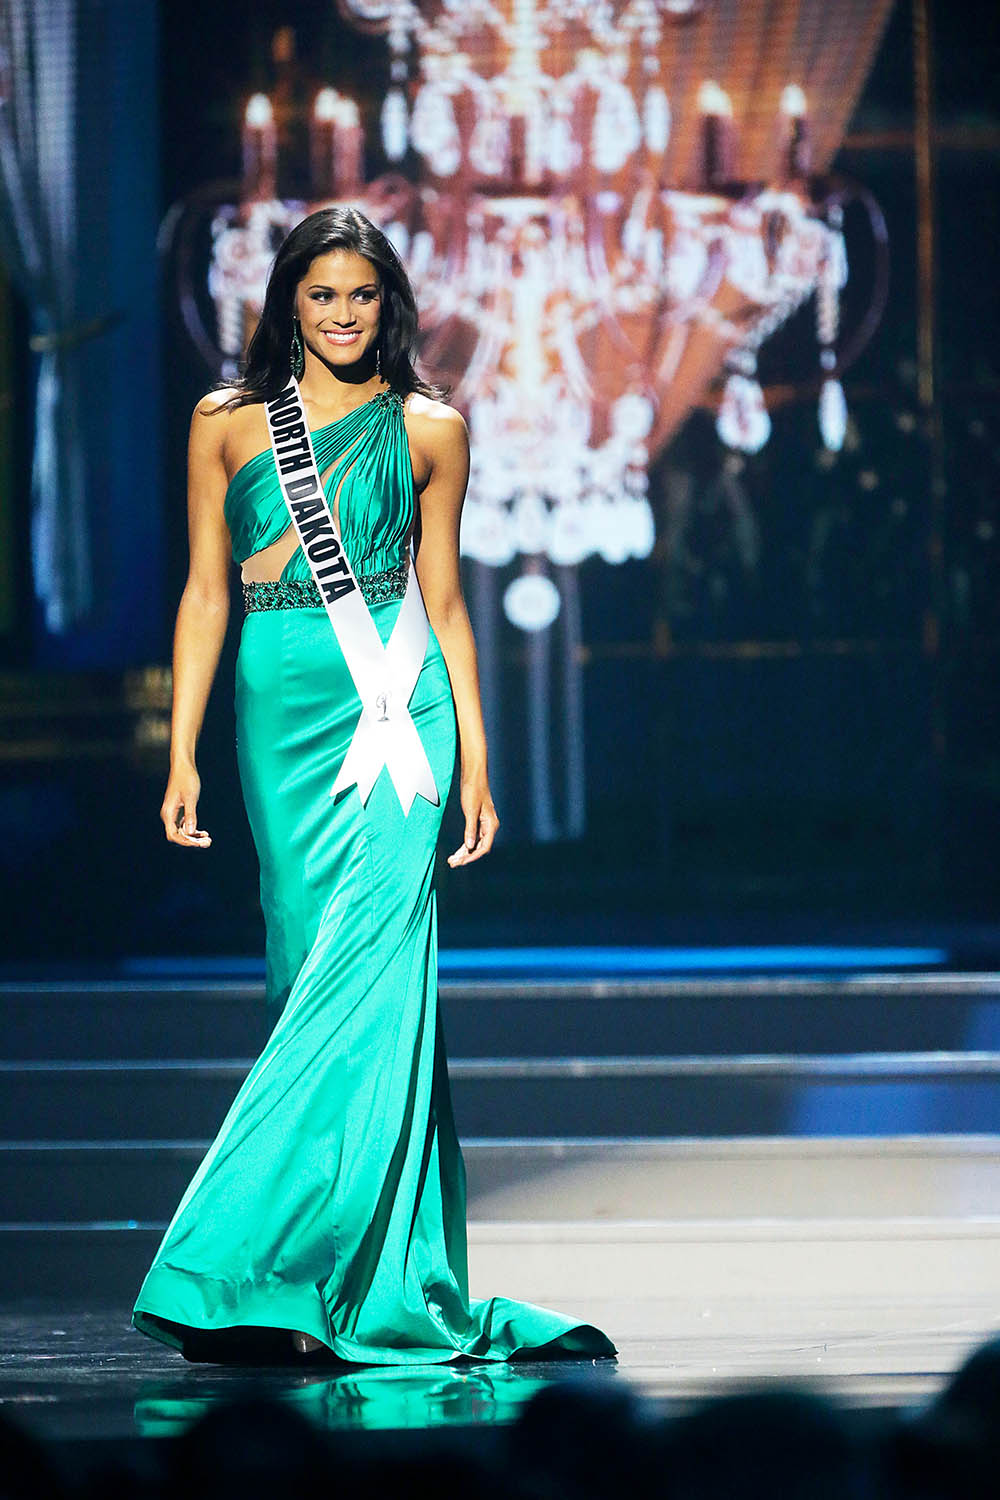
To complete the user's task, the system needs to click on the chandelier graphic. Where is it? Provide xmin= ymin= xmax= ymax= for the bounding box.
xmin=172 ymin=0 xmax=894 ymax=838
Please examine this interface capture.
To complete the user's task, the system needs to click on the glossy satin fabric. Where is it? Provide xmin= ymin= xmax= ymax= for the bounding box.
xmin=131 ymin=392 xmax=616 ymax=1365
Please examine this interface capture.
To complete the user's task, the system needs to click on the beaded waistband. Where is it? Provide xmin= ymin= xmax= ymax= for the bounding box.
xmin=242 ymin=563 xmax=409 ymax=613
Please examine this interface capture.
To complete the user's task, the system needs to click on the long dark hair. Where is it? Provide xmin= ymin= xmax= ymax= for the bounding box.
xmin=210 ymin=206 xmax=446 ymax=410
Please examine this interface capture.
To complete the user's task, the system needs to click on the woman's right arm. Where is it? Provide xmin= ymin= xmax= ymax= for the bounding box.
xmin=160 ymin=397 xmax=233 ymax=847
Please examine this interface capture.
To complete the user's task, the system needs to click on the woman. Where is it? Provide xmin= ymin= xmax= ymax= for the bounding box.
xmin=131 ymin=206 xmax=616 ymax=1366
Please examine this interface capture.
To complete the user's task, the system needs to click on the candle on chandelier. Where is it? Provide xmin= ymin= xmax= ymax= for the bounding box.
xmin=697 ymin=81 xmax=734 ymax=188
xmin=780 ymin=85 xmax=810 ymax=179
xmin=311 ymin=88 xmax=363 ymax=199
xmin=243 ymin=93 xmax=277 ymax=199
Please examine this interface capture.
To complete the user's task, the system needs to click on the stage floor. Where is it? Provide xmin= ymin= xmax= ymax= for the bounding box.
xmin=2 ymin=1220 xmax=996 ymax=1444
xmin=2 ymin=964 xmax=997 ymax=1450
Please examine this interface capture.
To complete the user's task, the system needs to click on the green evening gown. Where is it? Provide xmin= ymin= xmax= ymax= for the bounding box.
xmin=131 ymin=388 xmax=616 ymax=1366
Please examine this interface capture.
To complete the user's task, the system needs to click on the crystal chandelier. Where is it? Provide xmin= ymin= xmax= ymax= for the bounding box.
xmin=204 ymin=0 xmax=892 ymax=634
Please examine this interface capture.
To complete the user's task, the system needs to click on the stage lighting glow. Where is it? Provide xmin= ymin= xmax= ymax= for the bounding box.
xmin=502 ymin=573 xmax=561 ymax=631
xmin=437 ymin=947 xmax=950 ymax=976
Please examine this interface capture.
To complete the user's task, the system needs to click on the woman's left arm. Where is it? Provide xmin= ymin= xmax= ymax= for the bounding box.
xmin=411 ymin=401 xmax=499 ymax=866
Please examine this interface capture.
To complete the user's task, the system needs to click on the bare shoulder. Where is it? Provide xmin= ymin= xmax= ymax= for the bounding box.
xmin=189 ymin=387 xmax=239 ymax=454
xmin=189 ymin=388 xmax=271 ymax=479
xmin=192 ymin=385 xmax=240 ymax=422
xmin=403 ymin=391 xmax=468 ymax=454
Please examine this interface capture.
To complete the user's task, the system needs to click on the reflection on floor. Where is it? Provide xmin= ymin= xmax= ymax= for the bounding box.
xmin=0 ymin=1302 xmax=614 ymax=1443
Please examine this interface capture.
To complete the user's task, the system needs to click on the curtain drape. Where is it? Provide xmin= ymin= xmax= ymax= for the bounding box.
xmin=0 ymin=0 xmax=91 ymax=632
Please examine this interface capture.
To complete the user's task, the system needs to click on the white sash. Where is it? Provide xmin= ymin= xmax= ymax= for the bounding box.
xmin=263 ymin=379 xmax=439 ymax=815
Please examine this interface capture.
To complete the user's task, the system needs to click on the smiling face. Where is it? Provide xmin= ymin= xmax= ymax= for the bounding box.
xmin=294 ymin=249 xmax=382 ymax=372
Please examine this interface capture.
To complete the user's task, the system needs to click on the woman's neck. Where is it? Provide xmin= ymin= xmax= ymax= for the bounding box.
xmin=298 ymin=362 xmax=387 ymax=416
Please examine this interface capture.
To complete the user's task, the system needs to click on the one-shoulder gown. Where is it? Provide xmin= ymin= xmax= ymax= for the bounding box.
xmin=131 ymin=389 xmax=616 ymax=1365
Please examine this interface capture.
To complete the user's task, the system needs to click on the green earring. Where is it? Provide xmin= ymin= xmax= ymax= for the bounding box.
xmin=290 ymin=317 xmax=305 ymax=380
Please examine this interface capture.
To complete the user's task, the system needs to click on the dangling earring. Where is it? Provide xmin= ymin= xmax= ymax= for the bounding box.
xmin=375 ymin=339 xmax=382 ymax=378
xmin=290 ymin=316 xmax=305 ymax=380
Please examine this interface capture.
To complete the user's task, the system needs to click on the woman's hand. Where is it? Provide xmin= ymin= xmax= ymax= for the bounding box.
xmin=447 ymin=775 xmax=499 ymax=867
xmin=161 ymin=762 xmax=212 ymax=848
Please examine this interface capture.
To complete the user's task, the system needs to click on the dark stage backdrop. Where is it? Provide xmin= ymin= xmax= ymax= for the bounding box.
xmin=0 ymin=0 xmax=162 ymax=667
xmin=0 ymin=0 xmax=998 ymax=961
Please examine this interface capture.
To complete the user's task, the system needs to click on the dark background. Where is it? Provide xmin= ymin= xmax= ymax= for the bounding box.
xmin=1 ymin=0 xmax=998 ymax=963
